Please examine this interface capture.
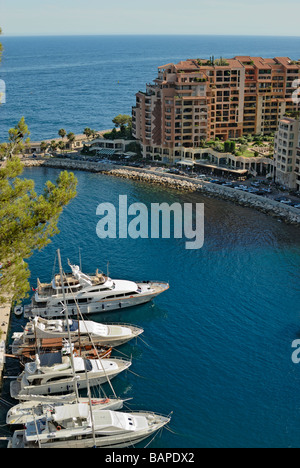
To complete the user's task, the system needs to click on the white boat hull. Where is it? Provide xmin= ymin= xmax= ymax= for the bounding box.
xmin=10 ymin=361 xmax=131 ymax=399
xmin=24 ymin=282 xmax=169 ymax=319
xmin=8 ymin=413 xmax=170 ymax=449
xmin=6 ymin=398 xmax=125 ymax=425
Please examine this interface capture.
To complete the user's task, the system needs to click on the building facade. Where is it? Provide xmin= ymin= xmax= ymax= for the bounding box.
xmin=132 ymin=56 xmax=300 ymax=163
xmin=274 ymin=117 xmax=300 ymax=191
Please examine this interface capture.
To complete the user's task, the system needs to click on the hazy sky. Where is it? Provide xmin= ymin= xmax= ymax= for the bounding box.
xmin=1 ymin=0 xmax=300 ymax=36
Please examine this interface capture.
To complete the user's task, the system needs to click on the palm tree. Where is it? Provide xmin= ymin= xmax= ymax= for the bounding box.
xmin=67 ymin=132 xmax=76 ymax=150
xmin=84 ymin=127 xmax=92 ymax=140
xmin=58 ymin=128 xmax=67 ymax=142
xmin=50 ymin=140 xmax=58 ymax=154
xmin=58 ymin=140 xmax=65 ymax=154
xmin=40 ymin=141 xmax=49 ymax=156
xmin=91 ymin=130 xmax=99 ymax=140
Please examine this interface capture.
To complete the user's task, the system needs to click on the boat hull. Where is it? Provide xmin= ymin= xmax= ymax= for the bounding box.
xmin=8 ymin=413 xmax=169 ymax=448
xmin=10 ymin=361 xmax=131 ymax=399
xmin=6 ymin=398 xmax=125 ymax=425
xmin=24 ymin=282 xmax=169 ymax=318
xmin=12 ymin=324 xmax=143 ymax=352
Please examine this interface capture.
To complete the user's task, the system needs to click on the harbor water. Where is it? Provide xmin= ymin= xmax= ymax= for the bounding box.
xmin=0 ymin=166 xmax=299 ymax=448
xmin=0 ymin=35 xmax=300 ymax=447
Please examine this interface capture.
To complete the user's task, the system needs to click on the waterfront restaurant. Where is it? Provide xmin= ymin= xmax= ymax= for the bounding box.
xmin=145 ymin=146 xmax=274 ymax=178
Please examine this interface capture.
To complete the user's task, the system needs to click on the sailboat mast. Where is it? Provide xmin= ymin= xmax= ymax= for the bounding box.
xmin=84 ymin=359 xmax=97 ymax=447
xmin=57 ymin=249 xmax=80 ymax=402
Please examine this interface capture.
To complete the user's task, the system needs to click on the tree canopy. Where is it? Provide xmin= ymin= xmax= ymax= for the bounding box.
xmin=0 ymin=156 xmax=77 ymax=304
xmin=0 ymin=116 xmax=31 ymax=160
xmin=112 ymin=114 xmax=132 ymax=129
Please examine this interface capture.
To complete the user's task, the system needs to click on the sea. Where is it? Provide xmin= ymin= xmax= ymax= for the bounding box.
xmin=0 ymin=35 xmax=300 ymax=448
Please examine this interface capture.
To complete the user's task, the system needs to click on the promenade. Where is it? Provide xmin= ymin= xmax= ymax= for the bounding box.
xmin=21 ymin=157 xmax=300 ymax=225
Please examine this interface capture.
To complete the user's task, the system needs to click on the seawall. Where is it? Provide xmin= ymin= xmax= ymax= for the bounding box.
xmin=22 ymin=158 xmax=300 ymax=225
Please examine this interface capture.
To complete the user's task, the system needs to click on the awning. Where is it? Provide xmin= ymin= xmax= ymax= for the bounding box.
xmin=194 ymin=162 xmax=248 ymax=174
xmin=176 ymin=160 xmax=195 ymax=166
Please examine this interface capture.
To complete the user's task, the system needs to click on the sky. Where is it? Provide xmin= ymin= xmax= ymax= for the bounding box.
xmin=1 ymin=0 xmax=300 ymax=37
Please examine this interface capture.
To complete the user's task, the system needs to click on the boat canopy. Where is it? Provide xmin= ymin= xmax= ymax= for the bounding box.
xmin=53 ymin=403 xmax=90 ymax=423
xmin=77 ymin=321 xmax=109 ymax=336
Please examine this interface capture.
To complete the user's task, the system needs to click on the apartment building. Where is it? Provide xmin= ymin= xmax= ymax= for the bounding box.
xmin=132 ymin=56 xmax=300 ymax=162
xmin=274 ymin=117 xmax=300 ymax=191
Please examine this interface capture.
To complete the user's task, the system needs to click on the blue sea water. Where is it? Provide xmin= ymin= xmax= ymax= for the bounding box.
xmin=0 ymin=36 xmax=300 ymax=448
xmin=1 ymin=35 xmax=300 ymax=141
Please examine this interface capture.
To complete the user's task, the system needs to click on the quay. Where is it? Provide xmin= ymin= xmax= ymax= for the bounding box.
xmin=21 ymin=157 xmax=300 ymax=225
xmin=0 ymin=297 xmax=12 ymax=387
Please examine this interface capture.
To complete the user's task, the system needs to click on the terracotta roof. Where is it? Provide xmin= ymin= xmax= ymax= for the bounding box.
xmin=158 ymin=63 xmax=174 ymax=69
xmin=280 ymin=118 xmax=297 ymax=124
xmin=275 ymin=57 xmax=299 ymax=68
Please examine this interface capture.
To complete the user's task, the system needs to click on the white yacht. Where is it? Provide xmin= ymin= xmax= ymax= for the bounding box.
xmin=6 ymin=395 xmax=126 ymax=426
xmin=11 ymin=316 xmax=144 ymax=354
xmin=24 ymin=263 xmax=169 ymax=318
xmin=10 ymin=353 xmax=132 ymax=399
xmin=7 ymin=405 xmax=171 ymax=448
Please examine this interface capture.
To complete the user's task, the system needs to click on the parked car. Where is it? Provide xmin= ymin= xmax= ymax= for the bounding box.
xmin=280 ymin=199 xmax=292 ymax=205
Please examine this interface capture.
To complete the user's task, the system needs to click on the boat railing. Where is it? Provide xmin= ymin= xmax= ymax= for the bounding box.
xmin=127 ymin=410 xmax=172 ymax=419
xmin=137 ymin=280 xmax=169 ymax=285
xmin=103 ymin=322 xmax=143 ymax=329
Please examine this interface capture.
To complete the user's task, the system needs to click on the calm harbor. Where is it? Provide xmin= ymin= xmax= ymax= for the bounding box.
xmin=1 ymin=166 xmax=300 ymax=447
xmin=1 ymin=32 xmax=300 ymax=448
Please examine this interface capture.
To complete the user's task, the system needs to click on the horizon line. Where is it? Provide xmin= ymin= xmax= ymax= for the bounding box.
xmin=2 ymin=33 xmax=300 ymax=39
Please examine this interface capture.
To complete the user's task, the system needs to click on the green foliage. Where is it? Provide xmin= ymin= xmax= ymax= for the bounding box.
xmin=0 ymin=117 xmax=30 ymax=160
xmin=112 ymin=114 xmax=132 ymax=129
xmin=224 ymin=140 xmax=236 ymax=153
xmin=50 ymin=140 xmax=58 ymax=152
xmin=84 ymin=127 xmax=92 ymax=139
xmin=239 ymin=144 xmax=248 ymax=154
xmin=58 ymin=129 xmax=67 ymax=140
xmin=0 ymin=158 xmax=77 ymax=305
xmin=67 ymin=132 xmax=75 ymax=142
xmin=103 ymin=115 xmax=133 ymax=141
xmin=40 ymin=141 xmax=49 ymax=155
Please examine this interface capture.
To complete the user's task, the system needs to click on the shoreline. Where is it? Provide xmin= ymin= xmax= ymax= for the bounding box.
xmin=0 ymin=297 xmax=12 ymax=389
xmin=21 ymin=157 xmax=300 ymax=225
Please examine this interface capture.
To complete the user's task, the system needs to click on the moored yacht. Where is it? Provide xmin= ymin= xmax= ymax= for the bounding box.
xmin=10 ymin=352 xmax=132 ymax=399
xmin=12 ymin=316 xmax=144 ymax=354
xmin=24 ymin=262 xmax=169 ymax=318
xmin=7 ymin=405 xmax=171 ymax=448
xmin=6 ymin=396 xmax=126 ymax=426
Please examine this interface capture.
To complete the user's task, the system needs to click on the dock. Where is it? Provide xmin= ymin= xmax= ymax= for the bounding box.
xmin=0 ymin=298 xmax=12 ymax=387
